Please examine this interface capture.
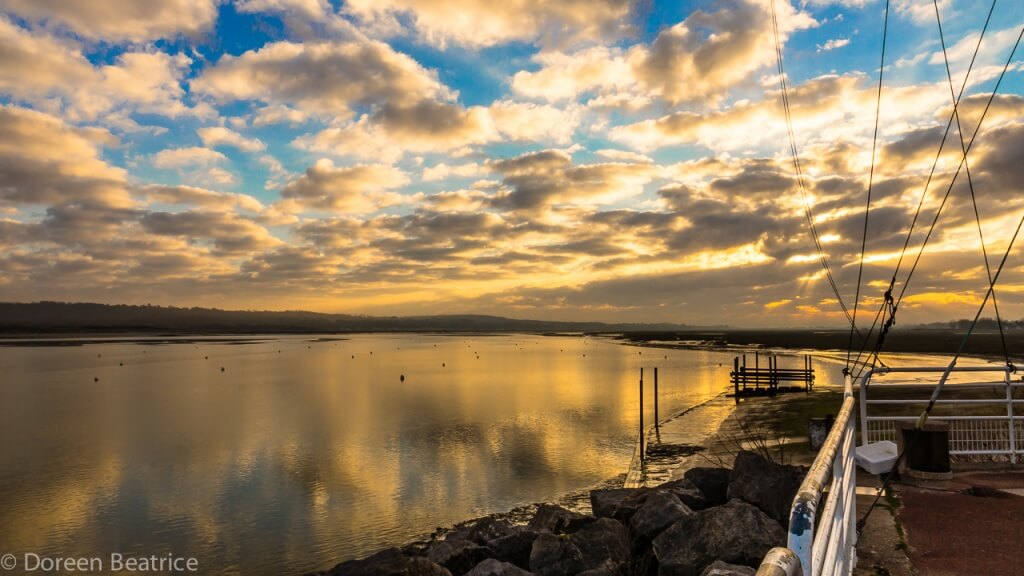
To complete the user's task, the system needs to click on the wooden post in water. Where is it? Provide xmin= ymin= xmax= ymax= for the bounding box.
xmin=755 ymin=352 xmax=760 ymax=390
xmin=654 ymin=367 xmax=659 ymax=428
xmin=742 ymin=354 xmax=747 ymax=391
xmin=639 ymin=367 xmax=644 ymax=463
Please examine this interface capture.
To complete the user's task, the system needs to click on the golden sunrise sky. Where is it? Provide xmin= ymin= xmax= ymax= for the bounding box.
xmin=1 ymin=0 xmax=1023 ymax=325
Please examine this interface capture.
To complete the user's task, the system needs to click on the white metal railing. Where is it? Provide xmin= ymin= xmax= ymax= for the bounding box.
xmin=859 ymin=365 xmax=1020 ymax=463
xmin=757 ymin=374 xmax=858 ymax=576
xmin=758 ymin=363 xmax=1022 ymax=576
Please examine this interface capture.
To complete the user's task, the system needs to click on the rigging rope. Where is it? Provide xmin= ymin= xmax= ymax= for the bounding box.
xmin=934 ymin=0 xmax=1012 ymax=367
xmin=770 ymin=0 xmax=858 ymax=330
xmin=849 ymin=0 xmax=1000 ymax=379
xmin=847 ymin=0 xmax=890 ymax=373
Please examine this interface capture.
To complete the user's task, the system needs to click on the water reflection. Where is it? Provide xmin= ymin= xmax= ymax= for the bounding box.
xmin=0 ymin=335 xmax=840 ymax=574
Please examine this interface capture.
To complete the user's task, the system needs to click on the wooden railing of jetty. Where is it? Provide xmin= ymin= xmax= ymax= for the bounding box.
xmin=731 ymin=352 xmax=814 ymax=402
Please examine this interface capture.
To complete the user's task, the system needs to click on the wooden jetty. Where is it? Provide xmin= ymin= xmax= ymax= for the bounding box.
xmin=730 ymin=352 xmax=814 ymax=402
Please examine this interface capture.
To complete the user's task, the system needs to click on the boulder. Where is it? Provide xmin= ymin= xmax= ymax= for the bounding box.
xmin=655 ymin=478 xmax=708 ymax=511
xmin=323 ymin=548 xmax=452 ymax=576
xmin=629 ymin=549 xmax=659 ymax=576
xmin=576 ymin=559 xmax=624 ymax=576
xmin=727 ymin=451 xmax=805 ymax=525
xmin=527 ymin=504 xmax=595 ymax=534
xmin=629 ymin=492 xmax=694 ymax=549
xmin=683 ymin=468 xmax=731 ymax=508
xmin=700 ymin=560 xmax=755 ymax=576
xmin=590 ymin=488 xmax=644 ymax=519
xmin=570 ymin=518 xmax=630 ymax=573
xmin=529 ymin=533 xmax=585 ymax=576
xmin=450 ymin=517 xmax=517 ymax=545
xmin=652 ymin=500 xmax=785 ymax=576
xmin=427 ymin=539 xmax=492 ymax=576
xmin=467 ymin=559 xmax=533 ymax=576
xmin=487 ymin=529 xmax=539 ymax=570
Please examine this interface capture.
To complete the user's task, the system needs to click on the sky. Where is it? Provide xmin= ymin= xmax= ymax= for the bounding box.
xmin=1 ymin=0 xmax=1023 ymax=326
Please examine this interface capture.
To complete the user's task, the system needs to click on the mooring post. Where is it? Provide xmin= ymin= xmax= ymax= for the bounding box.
xmin=742 ymin=354 xmax=747 ymax=391
xmin=639 ymin=367 xmax=645 ymax=463
xmin=755 ymin=351 xmax=760 ymax=390
xmin=654 ymin=367 xmax=659 ymax=427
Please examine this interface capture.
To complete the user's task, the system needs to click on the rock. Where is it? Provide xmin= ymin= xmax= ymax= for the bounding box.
xmin=448 ymin=517 xmax=517 ymax=545
xmin=529 ymin=532 xmax=585 ymax=576
xmin=576 ymin=559 xmax=623 ymax=576
xmin=652 ymin=500 xmax=785 ymax=576
xmin=655 ymin=478 xmax=708 ymax=511
xmin=427 ymin=540 xmax=492 ymax=576
xmin=727 ymin=451 xmax=805 ymax=525
xmin=467 ymin=559 xmax=533 ymax=576
xmin=322 ymin=548 xmax=452 ymax=576
xmin=683 ymin=468 xmax=731 ymax=507
xmin=629 ymin=492 xmax=694 ymax=548
xmin=570 ymin=518 xmax=629 ymax=573
xmin=700 ymin=560 xmax=756 ymax=576
xmin=527 ymin=503 xmax=595 ymax=534
xmin=629 ymin=549 xmax=659 ymax=576
xmin=590 ymin=488 xmax=644 ymax=519
xmin=486 ymin=529 xmax=539 ymax=570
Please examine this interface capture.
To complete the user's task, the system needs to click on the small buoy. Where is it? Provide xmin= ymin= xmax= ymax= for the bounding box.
xmin=442 ymin=363 xmax=446 ymax=367
xmin=204 ymin=356 xmax=208 ymax=360
xmin=94 ymin=376 xmax=99 ymax=382
xmin=351 ymin=355 xmax=355 ymax=359
xmin=220 ymin=367 xmax=225 ymax=372
xmin=400 ymin=374 xmax=405 ymax=382
xmin=119 ymin=362 xmax=123 ymax=366
xmin=98 ymin=354 xmax=102 ymax=358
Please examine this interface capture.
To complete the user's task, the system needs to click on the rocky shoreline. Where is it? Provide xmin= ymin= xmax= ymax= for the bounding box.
xmin=310 ymin=450 xmax=805 ymax=576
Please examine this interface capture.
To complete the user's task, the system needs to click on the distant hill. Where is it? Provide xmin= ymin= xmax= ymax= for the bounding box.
xmin=0 ymin=301 xmax=689 ymax=335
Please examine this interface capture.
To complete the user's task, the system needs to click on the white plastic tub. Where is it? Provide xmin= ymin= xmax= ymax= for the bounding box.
xmin=855 ymin=441 xmax=898 ymax=475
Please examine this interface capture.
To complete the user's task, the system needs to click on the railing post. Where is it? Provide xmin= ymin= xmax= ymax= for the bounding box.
xmin=1007 ymin=370 xmax=1017 ymax=465
xmin=859 ymin=372 xmax=869 ymax=447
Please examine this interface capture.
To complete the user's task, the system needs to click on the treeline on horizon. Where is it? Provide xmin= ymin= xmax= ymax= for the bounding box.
xmin=0 ymin=301 xmax=690 ymax=335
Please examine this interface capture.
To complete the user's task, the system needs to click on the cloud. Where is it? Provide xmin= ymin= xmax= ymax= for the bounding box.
xmin=296 ymin=99 xmax=580 ymax=162
xmin=0 ymin=18 xmax=201 ymax=120
xmin=343 ymin=0 xmax=634 ymax=49
xmin=141 ymin=184 xmax=265 ymax=212
xmin=0 ymin=105 xmax=131 ymax=208
xmin=0 ymin=0 xmax=219 ymax=42
xmin=609 ymin=73 xmax=953 ymax=153
xmin=140 ymin=210 xmax=281 ymax=254
xmin=279 ymin=159 xmax=411 ymax=213
xmin=151 ymin=147 xmax=228 ymax=169
xmin=893 ymin=0 xmax=951 ymax=25
xmin=488 ymin=149 xmax=658 ymax=214
xmin=193 ymin=40 xmax=452 ymax=119
xmin=235 ymin=0 xmax=328 ymax=20
xmin=197 ymin=126 xmax=266 ymax=152
xmin=629 ymin=0 xmax=815 ymax=104
xmin=817 ymin=37 xmax=850 ymax=52
xmin=511 ymin=0 xmax=815 ymax=105
xmin=250 ymin=104 xmax=309 ymax=127
xmin=511 ymin=46 xmax=634 ymax=102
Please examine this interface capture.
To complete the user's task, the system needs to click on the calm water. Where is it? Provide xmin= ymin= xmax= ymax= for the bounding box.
xmin=0 ymin=334 xmax=843 ymax=574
